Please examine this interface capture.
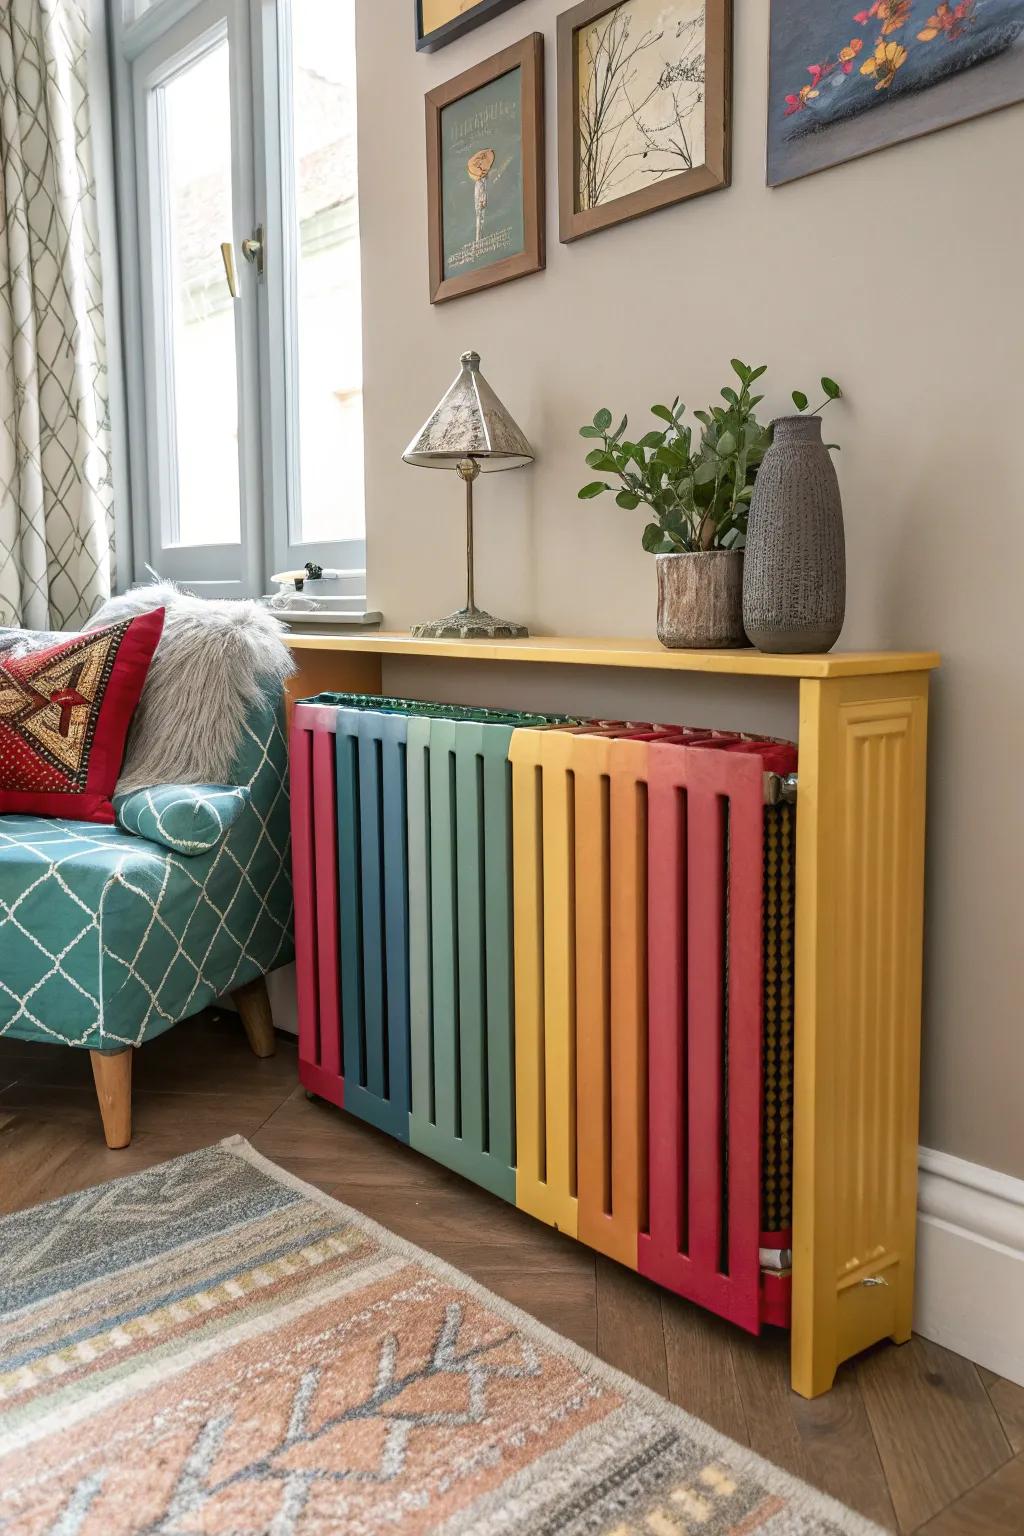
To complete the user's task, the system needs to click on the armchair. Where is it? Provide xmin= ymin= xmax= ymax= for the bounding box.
xmin=0 ymin=685 xmax=294 ymax=1147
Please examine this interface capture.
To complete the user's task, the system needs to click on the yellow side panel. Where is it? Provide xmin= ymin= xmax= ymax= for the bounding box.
xmin=511 ymin=729 xmax=578 ymax=1235
xmin=792 ymin=672 xmax=930 ymax=1398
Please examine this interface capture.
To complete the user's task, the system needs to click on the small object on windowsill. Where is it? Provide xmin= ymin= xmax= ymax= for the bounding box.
xmin=261 ymin=567 xmax=381 ymax=629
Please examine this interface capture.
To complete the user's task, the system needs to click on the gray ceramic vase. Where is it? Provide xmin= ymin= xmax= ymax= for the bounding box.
xmin=742 ymin=415 xmax=846 ymax=654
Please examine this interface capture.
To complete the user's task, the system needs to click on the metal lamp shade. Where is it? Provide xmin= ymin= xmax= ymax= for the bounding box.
xmin=402 ymin=351 xmax=533 ymax=470
xmin=402 ymin=351 xmax=533 ymax=638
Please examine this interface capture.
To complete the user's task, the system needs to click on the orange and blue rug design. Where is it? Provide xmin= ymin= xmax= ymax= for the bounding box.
xmin=0 ymin=1139 xmax=881 ymax=1535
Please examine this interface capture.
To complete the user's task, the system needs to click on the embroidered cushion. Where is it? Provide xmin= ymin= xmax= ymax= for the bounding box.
xmin=114 ymin=783 xmax=250 ymax=855
xmin=0 ymin=610 xmax=164 ymax=824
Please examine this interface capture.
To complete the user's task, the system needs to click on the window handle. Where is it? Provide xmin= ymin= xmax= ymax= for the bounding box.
xmin=241 ymin=225 xmax=265 ymax=277
xmin=220 ymin=241 xmax=238 ymax=300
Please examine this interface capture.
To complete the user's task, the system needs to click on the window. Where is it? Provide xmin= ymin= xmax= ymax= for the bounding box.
xmin=114 ymin=0 xmax=365 ymax=597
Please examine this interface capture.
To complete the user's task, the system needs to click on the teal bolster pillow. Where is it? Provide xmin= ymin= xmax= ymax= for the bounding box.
xmin=114 ymin=784 xmax=250 ymax=855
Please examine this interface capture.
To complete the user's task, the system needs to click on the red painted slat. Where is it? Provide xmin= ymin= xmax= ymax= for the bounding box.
xmin=725 ymin=755 xmax=765 ymax=1319
xmin=686 ymin=772 xmax=725 ymax=1278
xmin=640 ymin=741 xmax=771 ymax=1334
xmin=644 ymin=770 xmax=687 ymax=1260
xmin=289 ymin=714 xmax=320 ymax=1077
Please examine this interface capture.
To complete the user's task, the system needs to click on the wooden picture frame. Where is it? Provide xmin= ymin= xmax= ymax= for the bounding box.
xmin=557 ymin=0 xmax=732 ymax=244
xmin=426 ymin=34 xmax=545 ymax=305
xmin=415 ymin=0 xmax=526 ymax=54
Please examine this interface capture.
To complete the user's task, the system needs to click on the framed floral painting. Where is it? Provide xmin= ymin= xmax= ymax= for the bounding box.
xmin=768 ymin=0 xmax=1024 ymax=186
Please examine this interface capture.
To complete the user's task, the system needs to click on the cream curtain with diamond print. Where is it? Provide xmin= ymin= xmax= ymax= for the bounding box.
xmin=0 ymin=0 xmax=113 ymax=630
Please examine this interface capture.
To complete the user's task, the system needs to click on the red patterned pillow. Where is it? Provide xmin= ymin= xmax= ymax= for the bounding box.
xmin=0 ymin=609 xmax=165 ymax=824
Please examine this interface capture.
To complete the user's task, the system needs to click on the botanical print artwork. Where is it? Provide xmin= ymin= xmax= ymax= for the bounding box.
xmin=576 ymin=0 xmax=708 ymax=211
xmin=768 ymin=0 xmax=1024 ymax=184
xmin=440 ymin=67 xmax=525 ymax=279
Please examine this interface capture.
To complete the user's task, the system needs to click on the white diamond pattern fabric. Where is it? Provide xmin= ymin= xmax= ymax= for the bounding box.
xmin=0 ymin=697 xmax=293 ymax=1049
xmin=0 ymin=0 xmax=114 ymax=631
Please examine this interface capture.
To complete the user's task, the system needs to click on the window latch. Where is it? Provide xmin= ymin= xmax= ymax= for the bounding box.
xmin=241 ymin=225 xmax=265 ymax=277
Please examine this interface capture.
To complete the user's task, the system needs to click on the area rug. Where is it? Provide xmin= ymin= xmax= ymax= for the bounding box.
xmin=0 ymin=1139 xmax=883 ymax=1535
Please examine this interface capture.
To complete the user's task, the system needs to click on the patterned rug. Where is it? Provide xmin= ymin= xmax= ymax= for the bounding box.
xmin=0 ymin=1139 xmax=883 ymax=1535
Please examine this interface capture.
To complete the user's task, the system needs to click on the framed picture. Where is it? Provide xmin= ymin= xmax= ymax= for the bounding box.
xmin=557 ymin=0 xmax=731 ymax=243
xmin=768 ymin=0 xmax=1024 ymax=186
xmin=426 ymin=34 xmax=545 ymax=304
xmin=416 ymin=0 xmax=526 ymax=54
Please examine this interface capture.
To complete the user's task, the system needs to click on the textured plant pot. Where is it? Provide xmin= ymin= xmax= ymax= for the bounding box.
xmin=656 ymin=550 xmax=746 ymax=649
xmin=742 ymin=415 xmax=846 ymax=654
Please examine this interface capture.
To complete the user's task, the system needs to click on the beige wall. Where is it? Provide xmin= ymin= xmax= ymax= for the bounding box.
xmin=355 ymin=2 xmax=1024 ymax=1178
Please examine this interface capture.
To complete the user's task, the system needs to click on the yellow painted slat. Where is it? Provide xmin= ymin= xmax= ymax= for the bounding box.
xmin=511 ymin=729 xmax=578 ymax=1235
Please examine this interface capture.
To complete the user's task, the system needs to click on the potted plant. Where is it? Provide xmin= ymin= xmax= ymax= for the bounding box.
xmin=578 ymin=360 xmax=842 ymax=649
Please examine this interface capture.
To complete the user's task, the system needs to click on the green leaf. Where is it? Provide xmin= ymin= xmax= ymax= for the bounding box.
xmin=825 ymin=443 xmax=841 ymax=452
xmin=730 ymin=358 xmax=749 ymax=382
xmin=693 ymin=410 xmax=711 ymax=427
xmin=578 ymin=481 xmax=608 ymax=499
xmin=641 ymin=522 xmax=665 ymax=554
xmin=721 ymin=386 xmax=739 ymax=406
xmin=821 ymin=376 xmax=842 ymax=400
xmin=616 ymin=489 xmax=641 ymax=509
xmin=585 ymin=449 xmax=619 ymax=471
xmin=748 ymin=364 xmax=767 ymax=381
xmin=693 ymin=460 xmax=718 ymax=486
xmin=593 ymin=408 xmax=613 ymax=431
xmin=792 ymin=390 xmax=809 ymax=412
xmin=637 ymin=430 xmax=665 ymax=449
xmin=579 ymin=424 xmax=602 ymax=439
xmin=609 ymin=415 xmax=628 ymax=443
xmin=716 ymin=429 xmax=737 ymax=457
xmin=650 ymin=404 xmax=676 ymax=424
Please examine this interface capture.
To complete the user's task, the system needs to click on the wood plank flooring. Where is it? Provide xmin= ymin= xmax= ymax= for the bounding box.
xmin=1 ymin=1012 xmax=1020 ymax=1535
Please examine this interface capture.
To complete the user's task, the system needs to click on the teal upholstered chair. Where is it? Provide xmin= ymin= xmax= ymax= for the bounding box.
xmin=0 ymin=685 xmax=294 ymax=1147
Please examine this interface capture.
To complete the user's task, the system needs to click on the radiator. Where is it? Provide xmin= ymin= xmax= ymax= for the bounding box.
xmin=291 ymin=696 xmax=797 ymax=1335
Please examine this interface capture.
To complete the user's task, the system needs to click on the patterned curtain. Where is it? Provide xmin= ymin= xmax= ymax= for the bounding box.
xmin=0 ymin=0 xmax=113 ymax=631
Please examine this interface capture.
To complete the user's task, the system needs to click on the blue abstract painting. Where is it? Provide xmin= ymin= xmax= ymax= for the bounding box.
xmin=767 ymin=0 xmax=1024 ymax=185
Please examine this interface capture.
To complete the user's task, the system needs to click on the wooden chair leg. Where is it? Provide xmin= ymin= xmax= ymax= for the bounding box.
xmin=232 ymin=975 xmax=277 ymax=1058
xmin=90 ymin=1048 xmax=133 ymax=1149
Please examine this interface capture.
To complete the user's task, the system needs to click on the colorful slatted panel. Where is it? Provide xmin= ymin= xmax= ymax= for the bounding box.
xmin=291 ymin=696 xmax=798 ymax=1335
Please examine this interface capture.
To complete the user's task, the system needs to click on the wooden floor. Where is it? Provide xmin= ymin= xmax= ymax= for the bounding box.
xmin=2 ymin=1014 xmax=1021 ymax=1536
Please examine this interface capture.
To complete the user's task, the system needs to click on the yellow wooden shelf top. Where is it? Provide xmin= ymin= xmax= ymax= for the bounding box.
xmin=283 ymin=630 xmax=939 ymax=681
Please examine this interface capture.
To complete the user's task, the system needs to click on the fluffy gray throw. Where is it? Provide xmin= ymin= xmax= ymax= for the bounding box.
xmin=85 ymin=583 xmax=295 ymax=793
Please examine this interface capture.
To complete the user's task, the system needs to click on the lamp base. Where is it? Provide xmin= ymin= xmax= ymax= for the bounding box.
xmin=411 ymin=605 xmax=529 ymax=640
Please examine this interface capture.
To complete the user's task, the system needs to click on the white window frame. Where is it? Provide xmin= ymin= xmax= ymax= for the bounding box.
xmin=110 ymin=0 xmax=367 ymax=598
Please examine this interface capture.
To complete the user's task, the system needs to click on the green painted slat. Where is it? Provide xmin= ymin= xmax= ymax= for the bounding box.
xmin=481 ymin=726 xmax=516 ymax=1173
xmin=455 ymin=730 xmax=485 ymax=1158
xmin=407 ymin=717 xmax=433 ymax=1133
xmin=428 ymin=720 xmax=459 ymax=1142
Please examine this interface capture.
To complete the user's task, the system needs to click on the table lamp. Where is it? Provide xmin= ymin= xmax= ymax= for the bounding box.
xmin=402 ymin=350 xmax=533 ymax=638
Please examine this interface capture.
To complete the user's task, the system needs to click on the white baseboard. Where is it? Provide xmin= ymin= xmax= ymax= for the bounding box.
xmin=916 ymin=1145 xmax=1024 ymax=1388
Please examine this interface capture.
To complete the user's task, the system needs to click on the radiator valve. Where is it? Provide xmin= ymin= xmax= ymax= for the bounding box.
xmin=764 ymin=771 xmax=799 ymax=806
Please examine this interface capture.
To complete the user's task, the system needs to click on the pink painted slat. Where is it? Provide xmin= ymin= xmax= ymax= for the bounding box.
xmin=312 ymin=727 xmax=343 ymax=1080
xmin=289 ymin=713 xmax=319 ymax=1076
